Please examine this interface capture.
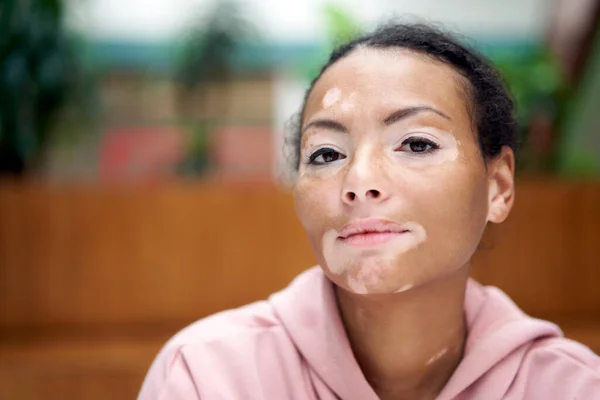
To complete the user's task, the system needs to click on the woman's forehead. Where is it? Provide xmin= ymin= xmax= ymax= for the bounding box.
xmin=303 ymin=48 xmax=471 ymax=125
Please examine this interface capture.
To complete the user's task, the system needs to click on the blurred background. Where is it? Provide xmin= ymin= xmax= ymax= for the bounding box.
xmin=0 ymin=0 xmax=599 ymax=399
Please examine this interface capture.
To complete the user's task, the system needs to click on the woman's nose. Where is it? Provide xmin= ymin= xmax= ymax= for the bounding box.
xmin=341 ymin=151 xmax=391 ymax=205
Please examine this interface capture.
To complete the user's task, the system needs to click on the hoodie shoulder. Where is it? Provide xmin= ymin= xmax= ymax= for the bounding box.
xmin=156 ymin=299 xmax=284 ymax=363
xmin=505 ymin=333 xmax=600 ymax=398
xmin=440 ymin=280 xmax=597 ymax=400
xmin=137 ymin=300 xmax=292 ymax=400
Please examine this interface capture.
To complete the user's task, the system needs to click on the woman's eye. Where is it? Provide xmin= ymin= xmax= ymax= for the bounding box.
xmin=398 ymin=137 xmax=440 ymax=154
xmin=308 ymin=148 xmax=345 ymax=165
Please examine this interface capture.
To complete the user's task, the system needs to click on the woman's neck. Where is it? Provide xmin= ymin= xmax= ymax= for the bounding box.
xmin=335 ymin=266 xmax=469 ymax=400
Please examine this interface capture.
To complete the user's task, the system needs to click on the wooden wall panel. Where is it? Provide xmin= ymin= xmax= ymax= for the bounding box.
xmin=0 ymin=183 xmax=315 ymax=333
xmin=0 ymin=337 xmax=159 ymax=400
xmin=0 ymin=180 xmax=599 ymax=400
xmin=471 ymin=181 xmax=600 ymax=318
xmin=2 ymin=181 xmax=599 ymax=332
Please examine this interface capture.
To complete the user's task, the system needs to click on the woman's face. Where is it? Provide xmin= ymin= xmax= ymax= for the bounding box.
xmin=293 ymin=48 xmax=513 ymax=295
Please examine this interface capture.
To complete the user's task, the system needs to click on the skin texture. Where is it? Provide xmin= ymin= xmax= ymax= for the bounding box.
xmin=293 ymin=47 xmax=515 ymax=399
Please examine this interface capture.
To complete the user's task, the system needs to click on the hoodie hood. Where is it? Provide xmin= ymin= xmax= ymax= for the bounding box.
xmin=269 ymin=267 xmax=562 ymax=400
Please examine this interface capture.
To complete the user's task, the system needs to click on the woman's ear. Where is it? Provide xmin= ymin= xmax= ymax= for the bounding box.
xmin=487 ymin=146 xmax=515 ymax=224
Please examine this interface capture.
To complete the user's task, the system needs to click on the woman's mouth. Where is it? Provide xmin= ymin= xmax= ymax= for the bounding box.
xmin=342 ymin=231 xmax=409 ymax=246
xmin=337 ymin=218 xmax=410 ymax=246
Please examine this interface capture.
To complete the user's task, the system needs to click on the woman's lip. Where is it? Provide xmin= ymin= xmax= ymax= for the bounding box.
xmin=337 ymin=218 xmax=410 ymax=239
xmin=341 ymin=231 xmax=409 ymax=246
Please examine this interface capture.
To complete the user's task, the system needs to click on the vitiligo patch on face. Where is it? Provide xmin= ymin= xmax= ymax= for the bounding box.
xmin=394 ymin=283 xmax=414 ymax=293
xmin=322 ymin=87 xmax=342 ymax=108
xmin=347 ymin=275 xmax=368 ymax=294
xmin=321 ymin=221 xmax=427 ymax=294
xmin=426 ymin=347 xmax=448 ymax=366
xmin=398 ymin=132 xmax=461 ymax=169
xmin=339 ymin=92 xmax=358 ymax=112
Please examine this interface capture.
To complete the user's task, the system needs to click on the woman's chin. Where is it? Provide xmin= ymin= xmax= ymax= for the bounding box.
xmin=321 ymin=261 xmax=422 ymax=296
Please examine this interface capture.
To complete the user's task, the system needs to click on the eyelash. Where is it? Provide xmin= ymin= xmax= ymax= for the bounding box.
xmin=397 ymin=136 xmax=440 ymax=154
xmin=305 ymin=137 xmax=440 ymax=166
xmin=306 ymin=147 xmax=345 ymax=166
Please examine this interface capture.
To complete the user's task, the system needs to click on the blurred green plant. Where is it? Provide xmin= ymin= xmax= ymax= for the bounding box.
xmin=555 ymin=24 xmax=600 ymax=177
xmin=176 ymin=0 xmax=256 ymax=95
xmin=493 ymin=47 xmax=569 ymax=172
xmin=0 ymin=0 xmax=81 ymax=176
xmin=176 ymin=121 xmax=212 ymax=176
xmin=175 ymin=0 xmax=257 ymax=175
xmin=322 ymin=3 xmax=363 ymax=49
xmin=295 ymin=2 xmax=363 ymax=83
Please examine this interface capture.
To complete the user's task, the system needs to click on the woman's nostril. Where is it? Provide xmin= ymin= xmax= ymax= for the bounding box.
xmin=367 ymin=190 xmax=381 ymax=198
xmin=345 ymin=190 xmax=385 ymax=202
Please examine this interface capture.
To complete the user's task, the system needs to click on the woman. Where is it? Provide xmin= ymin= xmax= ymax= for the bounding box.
xmin=138 ymin=23 xmax=600 ymax=399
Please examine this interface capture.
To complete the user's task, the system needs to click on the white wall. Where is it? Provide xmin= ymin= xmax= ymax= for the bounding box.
xmin=66 ymin=0 xmax=557 ymax=181
xmin=67 ymin=0 xmax=554 ymax=42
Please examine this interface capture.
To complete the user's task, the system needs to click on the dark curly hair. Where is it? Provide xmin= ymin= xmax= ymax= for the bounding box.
xmin=286 ymin=22 xmax=518 ymax=171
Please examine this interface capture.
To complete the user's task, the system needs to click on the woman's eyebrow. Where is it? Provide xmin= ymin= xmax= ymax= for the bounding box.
xmin=302 ymin=119 xmax=348 ymax=134
xmin=302 ymin=106 xmax=451 ymax=134
xmin=383 ymin=106 xmax=452 ymax=125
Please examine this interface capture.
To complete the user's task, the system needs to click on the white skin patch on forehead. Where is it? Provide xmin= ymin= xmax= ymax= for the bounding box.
xmin=339 ymin=92 xmax=358 ymax=112
xmin=322 ymin=87 xmax=342 ymax=108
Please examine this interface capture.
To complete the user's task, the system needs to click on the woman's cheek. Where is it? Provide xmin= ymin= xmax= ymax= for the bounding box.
xmin=294 ymin=177 xmax=328 ymax=231
xmin=293 ymin=175 xmax=342 ymax=241
xmin=412 ymin=165 xmax=487 ymax=254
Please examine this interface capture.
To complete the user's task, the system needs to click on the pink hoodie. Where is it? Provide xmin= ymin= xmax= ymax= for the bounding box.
xmin=138 ymin=267 xmax=600 ymax=399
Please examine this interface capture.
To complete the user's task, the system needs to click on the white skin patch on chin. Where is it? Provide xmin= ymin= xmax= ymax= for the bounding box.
xmin=322 ymin=222 xmax=427 ymax=276
xmin=321 ymin=222 xmax=428 ymax=294
xmin=322 ymin=229 xmax=349 ymax=275
xmin=347 ymin=275 xmax=368 ymax=294
xmin=322 ymin=87 xmax=342 ymax=108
